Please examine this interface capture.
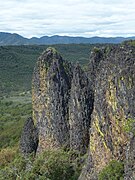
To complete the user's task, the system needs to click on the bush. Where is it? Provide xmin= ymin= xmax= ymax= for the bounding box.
xmin=98 ymin=160 xmax=124 ymax=180
xmin=0 ymin=147 xmax=17 ymax=167
xmin=124 ymin=118 xmax=135 ymax=135
xmin=0 ymin=149 xmax=85 ymax=180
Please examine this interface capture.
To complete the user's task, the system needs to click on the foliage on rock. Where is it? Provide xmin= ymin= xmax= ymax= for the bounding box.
xmin=98 ymin=160 xmax=124 ymax=180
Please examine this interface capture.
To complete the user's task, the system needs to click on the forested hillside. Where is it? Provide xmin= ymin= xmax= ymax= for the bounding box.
xmin=0 ymin=44 xmax=96 ymax=95
xmin=0 ymin=32 xmax=135 ymax=45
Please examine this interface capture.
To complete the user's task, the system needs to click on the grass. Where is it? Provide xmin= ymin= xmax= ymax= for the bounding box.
xmin=0 ymin=94 xmax=32 ymax=149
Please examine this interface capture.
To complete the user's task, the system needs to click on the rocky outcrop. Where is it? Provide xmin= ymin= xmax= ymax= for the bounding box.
xmin=79 ymin=44 xmax=135 ymax=179
xmin=32 ymin=47 xmax=71 ymax=151
xmin=21 ymin=43 xmax=135 ymax=178
xmin=20 ymin=117 xmax=38 ymax=155
xmin=32 ymin=47 xmax=93 ymax=153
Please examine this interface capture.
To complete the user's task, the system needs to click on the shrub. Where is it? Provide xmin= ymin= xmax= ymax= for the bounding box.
xmin=0 ymin=149 xmax=85 ymax=180
xmin=98 ymin=160 xmax=124 ymax=180
xmin=124 ymin=118 xmax=135 ymax=135
xmin=0 ymin=147 xmax=17 ymax=167
xmin=93 ymin=47 xmax=100 ymax=53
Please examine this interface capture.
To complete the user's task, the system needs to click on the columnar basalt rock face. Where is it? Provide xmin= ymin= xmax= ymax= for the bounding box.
xmin=79 ymin=44 xmax=135 ymax=179
xmin=32 ymin=47 xmax=72 ymax=151
xmin=69 ymin=64 xmax=93 ymax=154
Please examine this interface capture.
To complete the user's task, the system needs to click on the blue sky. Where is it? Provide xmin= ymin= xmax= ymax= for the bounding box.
xmin=0 ymin=0 xmax=135 ymax=37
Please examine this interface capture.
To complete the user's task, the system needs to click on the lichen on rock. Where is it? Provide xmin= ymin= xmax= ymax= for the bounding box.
xmin=79 ymin=43 xmax=135 ymax=179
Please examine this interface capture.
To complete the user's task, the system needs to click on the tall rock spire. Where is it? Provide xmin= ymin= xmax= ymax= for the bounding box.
xmin=32 ymin=47 xmax=72 ymax=151
xmin=32 ymin=47 xmax=94 ymax=153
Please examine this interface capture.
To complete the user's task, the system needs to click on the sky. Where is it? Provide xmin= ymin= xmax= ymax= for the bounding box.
xmin=0 ymin=0 xmax=135 ymax=38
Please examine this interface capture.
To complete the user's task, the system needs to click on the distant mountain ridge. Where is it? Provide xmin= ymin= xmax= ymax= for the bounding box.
xmin=0 ymin=32 xmax=135 ymax=45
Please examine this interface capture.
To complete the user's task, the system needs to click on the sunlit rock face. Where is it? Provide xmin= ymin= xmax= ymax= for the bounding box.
xmin=79 ymin=44 xmax=135 ymax=179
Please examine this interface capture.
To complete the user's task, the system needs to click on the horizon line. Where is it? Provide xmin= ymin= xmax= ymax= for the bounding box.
xmin=0 ymin=31 xmax=135 ymax=39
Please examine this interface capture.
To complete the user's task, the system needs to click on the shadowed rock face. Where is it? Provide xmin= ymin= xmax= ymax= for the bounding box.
xmin=32 ymin=47 xmax=93 ymax=153
xmin=20 ymin=117 xmax=38 ymax=155
xmin=79 ymin=44 xmax=135 ymax=179
xmin=69 ymin=64 xmax=93 ymax=154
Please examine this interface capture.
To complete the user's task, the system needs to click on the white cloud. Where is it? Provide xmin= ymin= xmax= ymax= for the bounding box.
xmin=0 ymin=0 xmax=135 ymax=37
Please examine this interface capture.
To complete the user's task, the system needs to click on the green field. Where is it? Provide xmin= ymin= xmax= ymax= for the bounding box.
xmin=0 ymin=94 xmax=32 ymax=149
